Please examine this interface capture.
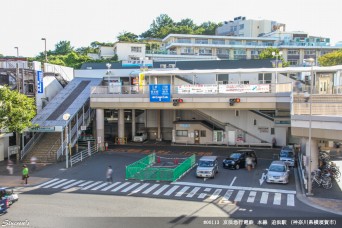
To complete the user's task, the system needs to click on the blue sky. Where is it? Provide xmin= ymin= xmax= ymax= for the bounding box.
xmin=1 ymin=0 xmax=341 ymax=57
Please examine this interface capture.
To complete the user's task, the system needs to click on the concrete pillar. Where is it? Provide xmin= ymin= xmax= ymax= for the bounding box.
xmin=132 ymin=109 xmax=136 ymax=139
xmin=118 ymin=109 xmax=125 ymax=138
xmin=96 ymin=109 xmax=104 ymax=148
xmin=157 ymin=109 xmax=161 ymax=141
xmin=305 ymin=138 xmax=319 ymax=174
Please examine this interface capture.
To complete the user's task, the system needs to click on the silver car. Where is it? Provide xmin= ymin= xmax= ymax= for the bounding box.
xmin=196 ymin=156 xmax=219 ymax=178
xmin=266 ymin=161 xmax=290 ymax=184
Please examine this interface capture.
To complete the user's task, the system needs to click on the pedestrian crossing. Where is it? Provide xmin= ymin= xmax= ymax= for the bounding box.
xmin=25 ymin=178 xmax=297 ymax=207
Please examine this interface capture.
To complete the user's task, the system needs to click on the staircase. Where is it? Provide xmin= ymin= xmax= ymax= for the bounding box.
xmin=23 ymin=132 xmax=61 ymax=164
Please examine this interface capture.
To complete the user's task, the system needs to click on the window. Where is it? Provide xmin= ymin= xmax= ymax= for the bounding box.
xmin=305 ymin=50 xmax=315 ymax=55
xmin=176 ymin=130 xmax=188 ymax=137
xmin=235 ymin=110 xmax=240 ymax=117
xmin=195 ymin=39 xmax=208 ymax=44
xmin=239 ymin=24 xmax=244 ymax=30
xmin=271 ymin=128 xmax=275 ymax=135
xmin=212 ymin=39 xmax=225 ymax=45
xmin=200 ymin=130 xmax=206 ymax=137
xmin=288 ymin=50 xmax=299 ymax=55
xmin=177 ymin=38 xmax=191 ymax=43
xmin=288 ymin=60 xmax=298 ymax=66
xmin=181 ymin=47 xmax=193 ymax=54
xmin=131 ymin=46 xmax=142 ymax=53
xmin=253 ymin=119 xmax=257 ymax=125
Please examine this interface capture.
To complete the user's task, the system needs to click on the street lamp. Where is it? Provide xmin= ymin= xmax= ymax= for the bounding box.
xmin=63 ymin=113 xmax=71 ymax=168
xmin=272 ymin=51 xmax=283 ymax=84
xmin=306 ymin=57 xmax=315 ymax=196
xmin=14 ymin=47 xmax=20 ymax=92
xmin=41 ymin=38 xmax=47 ymax=62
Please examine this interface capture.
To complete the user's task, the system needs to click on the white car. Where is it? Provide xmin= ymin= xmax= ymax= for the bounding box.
xmin=266 ymin=161 xmax=290 ymax=184
xmin=133 ymin=132 xmax=147 ymax=142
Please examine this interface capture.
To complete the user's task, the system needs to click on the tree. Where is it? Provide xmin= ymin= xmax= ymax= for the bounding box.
xmin=318 ymin=49 xmax=342 ymax=66
xmin=258 ymin=47 xmax=290 ymax=67
xmin=141 ymin=14 xmax=175 ymax=38
xmin=54 ymin=41 xmax=74 ymax=55
xmin=117 ymin=31 xmax=139 ymax=42
xmin=0 ymin=86 xmax=36 ymax=155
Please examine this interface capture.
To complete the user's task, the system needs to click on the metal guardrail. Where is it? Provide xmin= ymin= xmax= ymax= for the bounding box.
xmin=21 ymin=132 xmax=43 ymax=160
xmin=70 ymin=145 xmax=98 ymax=167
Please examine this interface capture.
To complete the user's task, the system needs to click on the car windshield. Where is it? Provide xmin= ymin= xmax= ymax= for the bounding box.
xmin=198 ymin=160 xmax=214 ymax=167
xmin=280 ymin=151 xmax=294 ymax=158
xmin=269 ymin=165 xmax=286 ymax=172
xmin=136 ymin=133 xmax=144 ymax=136
xmin=229 ymin=153 xmax=241 ymax=159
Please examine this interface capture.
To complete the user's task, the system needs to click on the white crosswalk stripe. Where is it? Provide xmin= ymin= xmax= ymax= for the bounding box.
xmin=91 ymin=182 xmax=108 ymax=191
xmin=273 ymin=193 xmax=281 ymax=205
xmin=175 ymin=186 xmax=190 ymax=197
xmin=63 ymin=180 xmax=85 ymax=189
xmin=33 ymin=179 xmax=296 ymax=207
xmin=121 ymin=183 xmax=140 ymax=193
xmin=164 ymin=185 xmax=179 ymax=196
xmin=287 ymin=194 xmax=295 ymax=207
xmin=186 ymin=187 xmax=200 ymax=198
xmin=101 ymin=182 xmax=121 ymax=191
xmin=81 ymin=181 xmax=102 ymax=190
xmin=43 ymin=179 xmax=68 ymax=188
xmin=260 ymin=192 xmax=269 ymax=204
xmin=131 ymin=183 xmax=150 ymax=194
xmin=153 ymin=185 xmax=169 ymax=195
xmin=111 ymin=182 xmax=131 ymax=192
xmin=247 ymin=191 xmax=257 ymax=203
xmin=53 ymin=180 xmax=76 ymax=189
xmin=142 ymin=184 xmax=160 ymax=194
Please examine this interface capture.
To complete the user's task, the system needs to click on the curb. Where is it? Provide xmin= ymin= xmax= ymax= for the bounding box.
xmin=294 ymin=167 xmax=342 ymax=216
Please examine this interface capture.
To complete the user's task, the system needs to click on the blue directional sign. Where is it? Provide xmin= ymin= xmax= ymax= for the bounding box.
xmin=37 ymin=71 xmax=43 ymax=93
xmin=149 ymin=84 xmax=171 ymax=102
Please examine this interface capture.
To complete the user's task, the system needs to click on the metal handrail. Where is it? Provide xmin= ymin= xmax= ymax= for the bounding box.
xmin=21 ymin=132 xmax=43 ymax=160
xmin=70 ymin=145 xmax=98 ymax=167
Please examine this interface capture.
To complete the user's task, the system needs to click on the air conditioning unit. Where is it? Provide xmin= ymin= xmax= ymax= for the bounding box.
xmin=160 ymin=64 xmax=167 ymax=68
xmin=168 ymin=64 xmax=176 ymax=68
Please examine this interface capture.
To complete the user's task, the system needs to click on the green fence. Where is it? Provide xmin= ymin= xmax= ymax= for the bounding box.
xmin=125 ymin=153 xmax=156 ymax=179
xmin=126 ymin=154 xmax=196 ymax=182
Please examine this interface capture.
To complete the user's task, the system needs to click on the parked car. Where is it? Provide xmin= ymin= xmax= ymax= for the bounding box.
xmin=222 ymin=149 xmax=257 ymax=170
xmin=279 ymin=146 xmax=295 ymax=167
xmin=266 ymin=161 xmax=290 ymax=184
xmin=196 ymin=156 xmax=219 ymax=178
xmin=0 ymin=188 xmax=19 ymax=206
xmin=133 ymin=132 xmax=147 ymax=142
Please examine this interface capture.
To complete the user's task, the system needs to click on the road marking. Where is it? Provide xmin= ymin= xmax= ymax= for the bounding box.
xmin=260 ymin=192 xmax=269 ymax=204
xmin=53 ymin=180 xmax=76 ymax=188
xmin=204 ymin=188 xmax=211 ymax=192
xmin=259 ymin=173 xmax=267 ymax=185
xmin=63 ymin=180 xmax=85 ymax=189
xmin=287 ymin=194 xmax=295 ymax=207
xmin=142 ymin=184 xmax=160 ymax=194
xmin=273 ymin=193 xmax=281 ymax=205
xmin=198 ymin=193 xmax=207 ymax=199
xmin=81 ymin=181 xmax=102 ymax=190
xmin=121 ymin=183 xmax=140 ymax=193
xmin=219 ymin=190 xmax=233 ymax=204
xmin=247 ymin=191 xmax=257 ymax=203
xmin=36 ymin=178 xmax=59 ymax=188
xmin=186 ymin=187 xmax=200 ymax=198
xmin=209 ymin=189 xmax=222 ymax=200
xmin=111 ymin=182 xmax=130 ymax=192
xmin=91 ymin=182 xmax=109 ymax=191
xmin=101 ymin=182 xmax=121 ymax=191
xmin=173 ymin=181 xmax=296 ymax=194
xmin=230 ymin=177 xmax=237 ymax=186
xmin=164 ymin=185 xmax=180 ymax=196
xmin=79 ymin=181 xmax=94 ymax=187
xmin=175 ymin=186 xmax=190 ymax=197
xmin=131 ymin=183 xmax=150 ymax=194
xmin=153 ymin=185 xmax=169 ymax=195
xmin=43 ymin=179 xmax=68 ymax=188
xmin=234 ymin=190 xmax=245 ymax=202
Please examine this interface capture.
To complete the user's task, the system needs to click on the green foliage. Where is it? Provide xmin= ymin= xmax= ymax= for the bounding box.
xmin=318 ymin=49 xmax=342 ymax=66
xmin=117 ymin=31 xmax=139 ymax=42
xmin=54 ymin=41 xmax=74 ymax=55
xmin=258 ymin=47 xmax=290 ymax=67
xmin=0 ymin=86 xmax=37 ymax=133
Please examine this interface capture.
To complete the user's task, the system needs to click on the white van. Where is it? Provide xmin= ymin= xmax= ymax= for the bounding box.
xmin=196 ymin=156 xmax=219 ymax=178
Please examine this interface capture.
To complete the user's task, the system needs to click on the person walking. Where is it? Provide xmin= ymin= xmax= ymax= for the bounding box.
xmin=30 ymin=156 xmax=37 ymax=171
xmin=105 ymin=142 xmax=109 ymax=151
xmin=21 ymin=165 xmax=29 ymax=185
xmin=106 ymin=165 xmax=113 ymax=183
xmin=6 ymin=160 xmax=13 ymax=175
xmin=246 ymin=155 xmax=253 ymax=172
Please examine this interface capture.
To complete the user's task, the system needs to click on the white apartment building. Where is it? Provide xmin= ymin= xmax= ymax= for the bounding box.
xmin=216 ymin=16 xmax=286 ymax=37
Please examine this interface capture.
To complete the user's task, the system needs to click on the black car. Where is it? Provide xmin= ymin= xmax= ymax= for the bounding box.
xmin=222 ymin=150 xmax=257 ymax=170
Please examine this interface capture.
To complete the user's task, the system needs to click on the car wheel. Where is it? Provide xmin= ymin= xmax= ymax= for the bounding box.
xmin=235 ymin=164 xmax=240 ymax=170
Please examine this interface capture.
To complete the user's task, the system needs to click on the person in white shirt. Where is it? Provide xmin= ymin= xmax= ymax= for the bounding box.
xmin=106 ymin=166 xmax=113 ymax=183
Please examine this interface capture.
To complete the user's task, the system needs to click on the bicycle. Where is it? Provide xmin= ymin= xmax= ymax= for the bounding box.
xmin=311 ymin=169 xmax=332 ymax=189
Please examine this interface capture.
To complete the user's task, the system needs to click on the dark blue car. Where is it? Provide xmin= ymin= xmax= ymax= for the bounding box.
xmin=0 ymin=198 xmax=8 ymax=214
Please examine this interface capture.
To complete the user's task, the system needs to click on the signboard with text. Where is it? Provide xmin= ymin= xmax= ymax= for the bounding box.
xmin=37 ymin=71 xmax=43 ymax=93
xmin=149 ymin=84 xmax=171 ymax=102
